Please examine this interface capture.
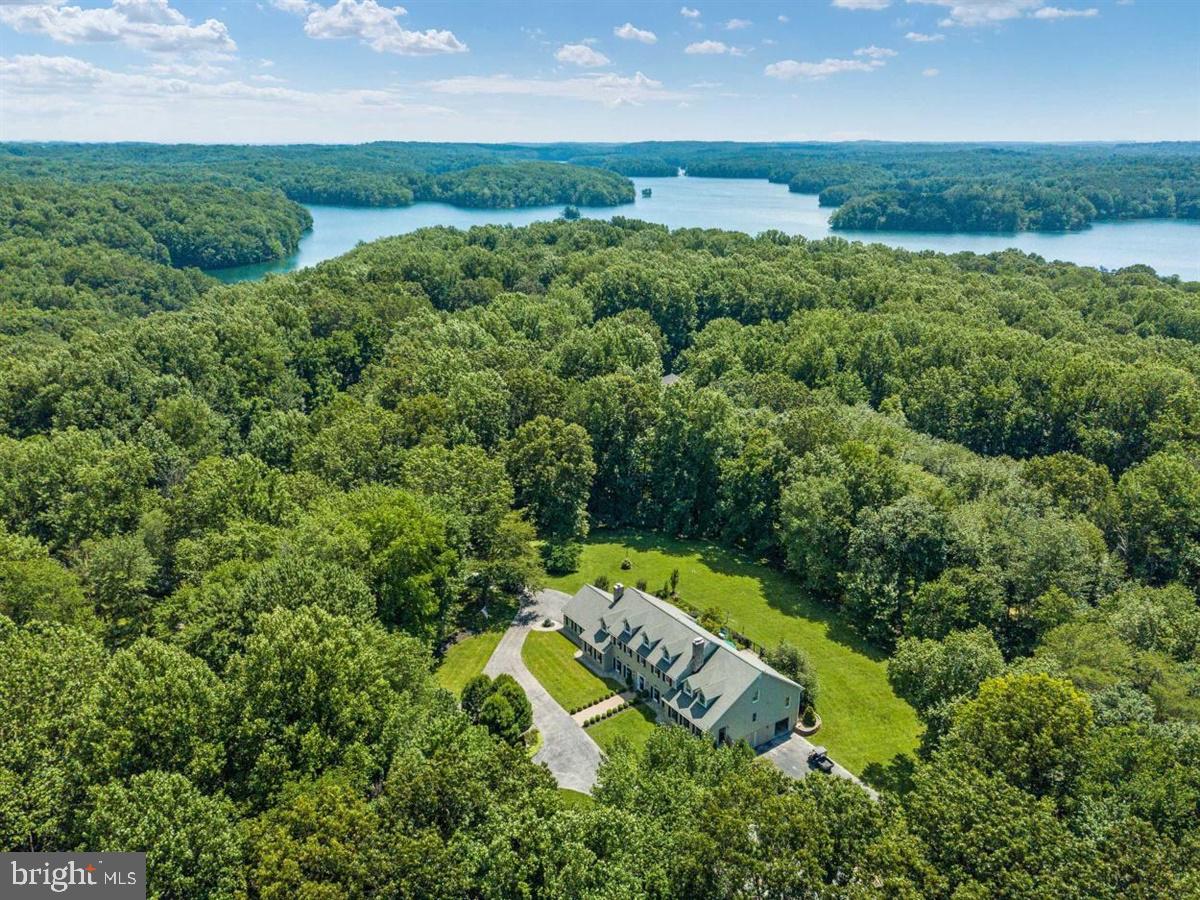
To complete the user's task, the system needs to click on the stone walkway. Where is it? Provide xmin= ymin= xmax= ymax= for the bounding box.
xmin=483 ymin=589 xmax=604 ymax=794
xmin=572 ymin=690 xmax=637 ymax=725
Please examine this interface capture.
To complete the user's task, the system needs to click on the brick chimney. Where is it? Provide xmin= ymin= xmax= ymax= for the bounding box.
xmin=691 ymin=637 xmax=706 ymax=673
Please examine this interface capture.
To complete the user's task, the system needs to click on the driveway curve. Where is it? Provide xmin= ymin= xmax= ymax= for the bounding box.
xmin=483 ymin=588 xmax=604 ymax=794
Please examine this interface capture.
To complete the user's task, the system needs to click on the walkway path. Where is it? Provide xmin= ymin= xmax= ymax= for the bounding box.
xmin=483 ymin=589 xmax=604 ymax=794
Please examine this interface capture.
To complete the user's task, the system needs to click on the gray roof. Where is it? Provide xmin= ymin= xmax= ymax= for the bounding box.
xmin=661 ymin=373 xmax=682 ymax=386
xmin=563 ymin=584 xmax=799 ymax=729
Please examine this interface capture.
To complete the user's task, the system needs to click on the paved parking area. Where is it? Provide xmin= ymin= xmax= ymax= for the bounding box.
xmin=759 ymin=733 xmax=878 ymax=800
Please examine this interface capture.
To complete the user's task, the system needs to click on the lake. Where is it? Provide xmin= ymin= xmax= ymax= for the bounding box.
xmin=209 ymin=176 xmax=1200 ymax=283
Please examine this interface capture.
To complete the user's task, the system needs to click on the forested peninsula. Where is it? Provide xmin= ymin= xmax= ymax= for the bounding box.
xmin=591 ymin=141 xmax=1200 ymax=233
xmin=2 ymin=190 xmax=1198 ymax=896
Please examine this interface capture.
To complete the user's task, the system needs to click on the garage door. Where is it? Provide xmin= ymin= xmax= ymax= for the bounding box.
xmin=774 ymin=718 xmax=790 ymax=737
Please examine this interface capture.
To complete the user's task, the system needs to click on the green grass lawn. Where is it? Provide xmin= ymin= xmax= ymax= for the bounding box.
xmin=546 ymin=530 xmax=921 ymax=775
xmin=435 ymin=630 xmax=505 ymax=695
xmin=557 ymin=788 xmax=596 ymax=810
xmin=522 ymin=630 xmax=624 ymax=712
xmin=585 ymin=703 xmax=659 ymax=756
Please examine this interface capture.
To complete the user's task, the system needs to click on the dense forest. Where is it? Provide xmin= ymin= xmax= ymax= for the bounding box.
xmin=0 ymin=144 xmax=636 ymax=212
xmin=1 ymin=189 xmax=1198 ymax=897
xmin=0 ymin=180 xmax=313 ymax=270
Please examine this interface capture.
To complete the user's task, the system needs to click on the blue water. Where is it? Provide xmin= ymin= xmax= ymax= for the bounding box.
xmin=209 ymin=176 xmax=1200 ymax=283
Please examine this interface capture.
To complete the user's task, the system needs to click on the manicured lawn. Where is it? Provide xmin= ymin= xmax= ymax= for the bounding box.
xmin=585 ymin=703 xmax=659 ymax=756
xmin=435 ymin=630 xmax=505 ymax=695
xmin=546 ymin=530 xmax=922 ymax=775
xmin=557 ymin=788 xmax=596 ymax=810
xmin=522 ymin=630 xmax=624 ymax=712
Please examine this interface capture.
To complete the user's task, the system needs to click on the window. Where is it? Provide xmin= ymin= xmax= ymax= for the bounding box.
xmin=752 ymin=688 xmax=759 ymax=703
xmin=752 ymin=713 xmax=757 ymax=723
xmin=785 ymin=696 xmax=790 ymax=707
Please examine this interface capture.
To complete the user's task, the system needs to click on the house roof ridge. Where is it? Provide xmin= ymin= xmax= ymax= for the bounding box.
xmin=606 ymin=584 xmax=798 ymax=687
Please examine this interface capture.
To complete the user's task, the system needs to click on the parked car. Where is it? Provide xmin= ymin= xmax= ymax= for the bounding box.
xmin=808 ymin=746 xmax=834 ymax=774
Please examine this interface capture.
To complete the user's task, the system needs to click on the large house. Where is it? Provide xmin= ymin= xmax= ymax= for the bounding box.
xmin=562 ymin=582 xmax=802 ymax=748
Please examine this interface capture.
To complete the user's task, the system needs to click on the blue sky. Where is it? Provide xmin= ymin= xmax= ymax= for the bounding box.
xmin=1 ymin=0 xmax=1197 ymax=143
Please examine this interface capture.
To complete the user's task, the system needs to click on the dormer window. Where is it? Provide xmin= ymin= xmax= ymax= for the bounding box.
xmin=696 ymin=690 xmax=705 ymax=706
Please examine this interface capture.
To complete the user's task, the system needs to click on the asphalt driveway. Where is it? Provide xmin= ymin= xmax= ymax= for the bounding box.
xmin=759 ymin=733 xmax=878 ymax=799
xmin=483 ymin=589 xmax=604 ymax=794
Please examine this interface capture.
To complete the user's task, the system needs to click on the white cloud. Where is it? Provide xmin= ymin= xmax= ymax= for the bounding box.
xmin=778 ymin=14 xmax=790 ymax=22
xmin=0 ymin=0 xmax=236 ymax=56
xmin=724 ymin=17 xmax=752 ymax=29
xmin=905 ymin=30 xmax=945 ymax=41
xmin=555 ymin=42 xmax=610 ymax=67
xmin=1033 ymin=5 xmax=1099 ymax=18
xmin=270 ymin=0 xmax=318 ymax=14
xmin=2 ymin=52 xmax=452 ymax=113
xmin=831 ymin=0 xmax=891 ymax=9
xmin=764 ymin=57 xmax=879 ymax=78
xmin=427 ymin=71 xmax=687 ymax=108
xmin=139 ymin=60 xmax=227 ymax=78
xmin=680 ymin=6 xmax=701 ymax=18
xmin=909 ymin=0 xmax=1083 ymax=27
xmin=689 ymin=80 xmax=722 ymax=88
xmin=614 ymin=22 xmax=657 ymax=43
xmin=301 ymin=0 xmax=466 ymax=54
xmin=685 ymin=39 xmax=728 ymax=54
xmin=922 ymin=66 xmax=940 ymax=75
xmin=855 ymin=44 xmax=897 ymax=58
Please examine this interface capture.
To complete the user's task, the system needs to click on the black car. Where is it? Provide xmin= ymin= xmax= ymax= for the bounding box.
xmin=808 ymin=747 xmax=834 ymax=774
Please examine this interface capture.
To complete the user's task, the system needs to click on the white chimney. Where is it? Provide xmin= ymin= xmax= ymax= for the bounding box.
xmin=613 ymin=582 xmax=624 ymax=601
xmin=691 ymin=637 xmax=706 ymax=672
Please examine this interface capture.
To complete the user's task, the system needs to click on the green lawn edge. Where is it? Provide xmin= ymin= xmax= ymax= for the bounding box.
xmin=435 ymin=629 xmax=505 ymax=695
